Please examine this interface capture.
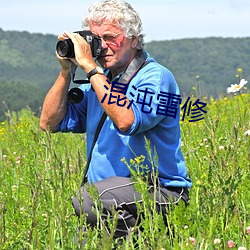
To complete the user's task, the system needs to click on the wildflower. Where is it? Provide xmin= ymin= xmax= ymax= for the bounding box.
xmin=237 ymin=67 xmax=243 ymax=73
xmin=130 ymin=159 xmax=135 ymax=165
xmin=244 ymin=130 xmax=250 ymax=136
xmin=189 ymin=237 xmax=196 ymax=246
xmin=218 ymin=145 xmax=224 ymax=150
xmin=227 ymin=79 xmax=248 ymax=93
xmin=214 ymin=238 xmax=221 ymax=244
xmin=135 ymin=157 xmax=141 ymax=164
xmin=196 ymin=179 xmax=202 ymax=185
xmin=228 ymin=240 xmax=235 ymax=248
xmin=42 ymin=213 xmax=48 ymax=221
xmin=238 ymin=247 xmax=246 ymax=250
xmin=246 ymin=226 xmax=250 ymax=235
xmin=121 ymin=157 xmax=126 ymax=163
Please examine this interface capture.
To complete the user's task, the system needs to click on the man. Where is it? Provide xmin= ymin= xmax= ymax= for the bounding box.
xmin=40 ymin=0 xmax=192 ymax=241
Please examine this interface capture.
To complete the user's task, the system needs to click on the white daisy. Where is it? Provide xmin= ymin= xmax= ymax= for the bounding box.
xmin=227 ymin=79 xmax=248 ymax=93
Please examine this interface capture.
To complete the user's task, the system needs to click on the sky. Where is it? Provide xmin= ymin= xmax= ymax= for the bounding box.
xmin=1 ymin=0 xmax=250 ymax=42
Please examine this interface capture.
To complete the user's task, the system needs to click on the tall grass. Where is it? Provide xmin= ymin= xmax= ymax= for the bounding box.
xmin=0 ymin=93 xmax=249 ymax=249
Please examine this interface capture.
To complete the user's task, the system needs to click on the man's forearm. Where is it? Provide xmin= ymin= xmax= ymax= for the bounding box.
xmin=90 ymin=74 xmax=135 ymax=132
xmin=40 ymin=70 xmax=71 ymax=132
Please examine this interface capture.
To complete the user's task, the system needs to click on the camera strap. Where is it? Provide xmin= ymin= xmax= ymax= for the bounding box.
xmin=81 ymin=50 xmax=149 ymax=186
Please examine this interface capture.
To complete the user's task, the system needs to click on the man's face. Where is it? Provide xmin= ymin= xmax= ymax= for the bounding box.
xmin=89 ymin=20 xmax=137 ymax=72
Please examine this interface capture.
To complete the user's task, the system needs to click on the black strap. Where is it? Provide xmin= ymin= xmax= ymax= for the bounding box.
xmin=81 ymin=50 xmax=149 ymax=186
xmin=81 ymin=112 xmax=107 ymax=186
xmin=117 ymin=49 xmax=147 ymax=84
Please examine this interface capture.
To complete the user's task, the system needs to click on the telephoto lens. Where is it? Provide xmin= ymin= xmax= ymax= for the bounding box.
xmin=56 ymin=39 xmax=75 ymax=58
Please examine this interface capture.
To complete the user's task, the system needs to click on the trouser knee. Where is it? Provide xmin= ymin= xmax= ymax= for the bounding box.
xmin=72 ymin=187 xmax=97 ymax=225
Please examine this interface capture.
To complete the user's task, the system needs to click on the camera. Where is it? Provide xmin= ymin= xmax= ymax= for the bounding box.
xmin=56 ymin=30 xmax=102 ymax=58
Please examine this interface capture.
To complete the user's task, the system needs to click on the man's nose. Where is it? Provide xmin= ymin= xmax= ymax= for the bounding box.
xmin=101 ymin=38 xmax=108 ymax=49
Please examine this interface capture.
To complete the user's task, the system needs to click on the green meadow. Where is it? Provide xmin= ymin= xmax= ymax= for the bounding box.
xmin=0 ymin=91 xmax=249 ymax=249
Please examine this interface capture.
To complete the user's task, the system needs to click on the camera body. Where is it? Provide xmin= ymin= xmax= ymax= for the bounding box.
xmin=56 ymin=30 xmax=102 ymax=58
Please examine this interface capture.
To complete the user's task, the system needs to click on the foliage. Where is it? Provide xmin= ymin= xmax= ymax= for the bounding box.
xmin=0 ymin=92 xmax=249 ymax=249
xmin=145 ymin=37 xmax=250 ymax=98
xmin=0 ymin=28 xmax=60 ymax=89
xmin=0 ymin=29 xmax=60 ymax=121
xmin=0 ymin=79 xmax=46 ymax=121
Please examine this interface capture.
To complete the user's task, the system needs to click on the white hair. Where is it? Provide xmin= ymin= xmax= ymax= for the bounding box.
xmin=82 ymin=0 xmax=145 ymax=49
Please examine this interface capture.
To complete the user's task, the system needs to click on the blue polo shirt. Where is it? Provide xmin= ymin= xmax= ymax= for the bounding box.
xmin=58 ymin=52 xmax=192 ymax=188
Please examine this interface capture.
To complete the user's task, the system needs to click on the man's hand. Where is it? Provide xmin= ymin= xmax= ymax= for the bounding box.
xmin=56 ymin=33 xmax=79 ymax=72
xmin=62 ymin=31 xmax=96 ymax=73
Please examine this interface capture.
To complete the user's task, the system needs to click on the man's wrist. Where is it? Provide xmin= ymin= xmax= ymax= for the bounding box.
xmin=84 ymin=63 xmax=97 ymax=74
xmin=87 ymin=66 xmax=104 ymax=80
xmin=60 ymin=68 xmax=71 ymax=79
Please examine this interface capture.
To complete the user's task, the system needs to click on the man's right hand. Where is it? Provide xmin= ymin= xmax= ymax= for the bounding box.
xmin=56 ymin=33 xmax=79 ymax=72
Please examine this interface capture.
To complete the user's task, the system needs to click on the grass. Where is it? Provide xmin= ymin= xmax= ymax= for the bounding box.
xmin=0 ymin=93 xmax=249 ymax=249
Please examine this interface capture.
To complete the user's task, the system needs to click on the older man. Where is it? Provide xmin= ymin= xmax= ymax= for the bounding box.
xmin=40 ymin=0 xmax=192 ymax=241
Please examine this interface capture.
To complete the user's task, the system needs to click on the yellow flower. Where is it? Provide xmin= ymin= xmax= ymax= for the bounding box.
xmin=130 ymin=159 xmax=135 ymax=165
xmin=135 ymin=157 xmax=141 ymax=164
xmin=237 ymin=67 xmax=243 ymax=73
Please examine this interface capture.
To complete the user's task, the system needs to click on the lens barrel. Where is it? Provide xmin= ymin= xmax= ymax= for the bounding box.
xmin=68 ymin=88 xmax=84 ymax=103
xmin=56 ymin=39 xmax=75 ymax=58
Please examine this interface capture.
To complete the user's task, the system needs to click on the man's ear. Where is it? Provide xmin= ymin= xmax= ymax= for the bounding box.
xmin=131 ymin=36 xmax=139 ymax=49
